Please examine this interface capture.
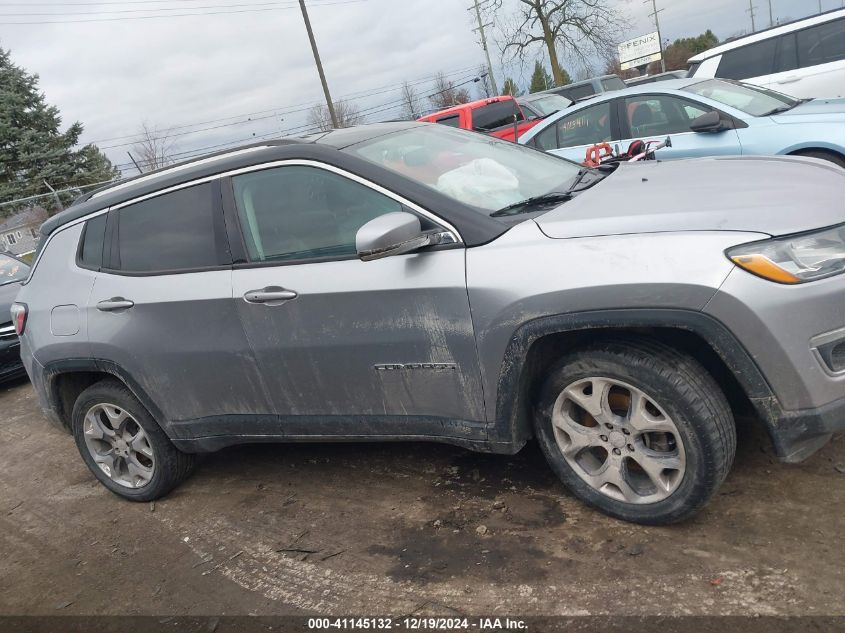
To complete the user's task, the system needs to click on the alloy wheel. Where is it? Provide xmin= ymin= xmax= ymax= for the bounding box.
xmin=551 ymin=377 xmax=686 ymax=504
xmin=82 ymin=403 xmax=155 ymax=489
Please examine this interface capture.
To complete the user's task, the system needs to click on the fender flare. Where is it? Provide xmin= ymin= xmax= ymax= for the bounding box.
xmin=42 ymin=358 xmax=170 ymax=434
xmin=493 ymin=308 xmax=776 ymax=444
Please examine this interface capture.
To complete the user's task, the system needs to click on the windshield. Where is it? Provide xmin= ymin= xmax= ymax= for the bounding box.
xmin=0 ymin=254 xmax=29 ymax=286
xmin=343 ymin=124 xmax=583 ymax=213
xmin=682 ymin=79 xmax=799 ymax=116
xmin=524 ymin=94 xmax=572 ymax=115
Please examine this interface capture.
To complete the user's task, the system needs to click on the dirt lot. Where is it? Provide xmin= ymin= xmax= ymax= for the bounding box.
xmin=0 ymin=376 xmax=844 ymax=617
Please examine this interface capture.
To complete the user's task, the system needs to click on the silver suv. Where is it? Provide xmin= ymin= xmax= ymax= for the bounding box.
xmin=14 ymin=123 xmax=845 ymax=524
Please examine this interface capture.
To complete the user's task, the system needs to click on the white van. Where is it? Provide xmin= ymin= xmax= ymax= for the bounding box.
xmin=687 ymin=9 xmax=845 ymax=98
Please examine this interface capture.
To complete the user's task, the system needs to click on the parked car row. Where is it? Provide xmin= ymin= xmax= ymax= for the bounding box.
xmin=518 ymin=78 xmax=845 ymax=167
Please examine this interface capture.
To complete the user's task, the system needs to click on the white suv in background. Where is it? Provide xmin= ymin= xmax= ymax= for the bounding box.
xmin=687 ymin=9 xmax=845 ymax=98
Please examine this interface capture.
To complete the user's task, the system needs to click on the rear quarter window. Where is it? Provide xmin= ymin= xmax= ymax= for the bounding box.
xmin=716 ymin=38 xmax=777 ymax=79
xmin=77 ymin=213 xmax=107 ymax=270
xmin=797 ymin=17 xmax=845 ymax=68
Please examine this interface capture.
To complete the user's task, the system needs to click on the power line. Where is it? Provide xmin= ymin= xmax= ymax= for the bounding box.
xmin=0 ymin=1 xmax=307 ymax=17
xmin=0 ymin=0 xmax=364 ymax=24
xmin=83 ymin=65 xmax=478 ymax=147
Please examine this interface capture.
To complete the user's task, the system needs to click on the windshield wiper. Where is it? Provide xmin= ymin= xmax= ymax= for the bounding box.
xmin=763 ymin=102 xmax=801 ymax=115
xmin=491 ymin=191 xmax=573 ymax=217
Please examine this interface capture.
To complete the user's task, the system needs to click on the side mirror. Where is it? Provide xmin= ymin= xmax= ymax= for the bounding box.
xmin=690 ymin=110 xmax=727 ymax=133
xmin=356 ymin=212 xmax=438 ymax=262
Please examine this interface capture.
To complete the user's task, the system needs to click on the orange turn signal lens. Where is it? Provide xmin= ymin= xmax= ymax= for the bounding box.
xmin=729 ymin=254 xmax=801 ymax=284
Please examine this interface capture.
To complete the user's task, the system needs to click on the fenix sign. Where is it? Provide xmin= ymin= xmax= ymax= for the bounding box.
xmin=618 ymin=32 xmax=662 ymax=70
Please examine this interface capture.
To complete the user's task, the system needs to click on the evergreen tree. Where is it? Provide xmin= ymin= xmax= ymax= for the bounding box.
xmin=0 ymin=47 xmax=119 ymax=214
xmin=502 ymin=78 xmax=523 ymax=97
xmin=529 ymin=61 xmax=556 ymax=93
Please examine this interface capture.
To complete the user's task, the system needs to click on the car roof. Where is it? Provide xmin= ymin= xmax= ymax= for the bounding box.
xmin=39 ymin=121 xmax=423 ymax=240
xmin=689 ymin=7 xmax=845 ymax=62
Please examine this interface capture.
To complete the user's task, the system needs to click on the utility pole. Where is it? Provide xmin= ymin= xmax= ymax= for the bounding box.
xmin=470 ymin=0 xmax=499 ymax=95
xmin=747 ymin=0 xmax=757 ymax=32
xmin=768 ymin=0 xmax=774 ymax=27
xmin=645 ymin=0 xmax=666 ymax=73
xmin=126 ymin=151 xmax=143 ymax=174
xmin=299 ymin=0 xmax=338 ymax=129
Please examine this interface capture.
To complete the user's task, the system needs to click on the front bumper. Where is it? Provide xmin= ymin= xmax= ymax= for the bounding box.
xmin=754 ymin=394 xmax=845 ymax=462
xmin=706 ymin=268 xmax=845 ymax=462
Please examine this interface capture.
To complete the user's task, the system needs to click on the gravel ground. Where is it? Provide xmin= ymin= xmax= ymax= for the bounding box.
xmin=0 ymin=376 xmax=843 ymax=617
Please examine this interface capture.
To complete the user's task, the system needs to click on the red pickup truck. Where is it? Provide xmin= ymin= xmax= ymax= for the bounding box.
xmin=417 ymin=96 xmax=541 ymax=142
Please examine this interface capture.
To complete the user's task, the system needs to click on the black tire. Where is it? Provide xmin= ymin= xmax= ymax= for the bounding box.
xmin=794 ymin=150 xmax=845 ymax=169
xmin=71 ymin=379 xmax=196 ymax=501
xmin=534 ymin=338 xmax=735 ymax=525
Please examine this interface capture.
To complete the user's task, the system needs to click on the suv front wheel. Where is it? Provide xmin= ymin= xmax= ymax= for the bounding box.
xmin=535 ymin=339 xmax=736 ymax=525
xmin=72 ymin=379 xmax=196 ymax=501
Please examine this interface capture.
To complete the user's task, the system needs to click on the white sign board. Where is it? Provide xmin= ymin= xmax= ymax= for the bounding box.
xmin=618 ymin=32 xmax=661 ymax=70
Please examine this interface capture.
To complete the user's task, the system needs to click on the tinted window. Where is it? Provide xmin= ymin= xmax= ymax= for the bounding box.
xmin=435 ymin=114 xmax=461 ymax=128
xmin=624 ymin=95 xmax=712 ymax=137
xmin=797 ymin=18 xmax=845 ymax=68
xmin=79 ymin=213 xmax=107 ymax=269
xmin=559 ymin=84 xmax=595 ymax=101
xmin=716 ymin=38 xmax=777 ymax=79
xmin=114 ymin=183 xmax=220 ymax=272
xmin=601 ymin=77 xmax=627 ymax=91
xmin=232 ymin=166 xmax=418 ymax=263
xmin=472 ymin=101 xmax=523 ymax=130
xmin=774 ymin=33 xmax=798 ymax=73
xmin=554 ymin=102 xmax=613 ymax=148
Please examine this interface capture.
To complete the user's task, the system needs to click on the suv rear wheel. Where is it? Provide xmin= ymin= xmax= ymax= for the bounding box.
xmin=535 ymin=339 xmax=735 ymax=524
xmin=71 ymin=379 xmax=196 ymax=501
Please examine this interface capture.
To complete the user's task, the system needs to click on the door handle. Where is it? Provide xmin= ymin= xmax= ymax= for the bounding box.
xmin=96 ymin=297 xmax=134 ymax=312
xmin=777 ymin=76 xmax=800 ymax=84
xmin=243 ymin=287 xmax=298 ymax=305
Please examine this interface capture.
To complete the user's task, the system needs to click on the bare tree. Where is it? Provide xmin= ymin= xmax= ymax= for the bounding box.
xmin=428 ymin=71 xmax=472 ymax=110
xmin=399 ymin=81 xmax=423 ymax=120
xmin=499 ymin=0 xmax=625 ymax=87
xmin=307 ymin=99 xmax=363 ymax=131
xmin=131 ymin=122 xmax=176 ymax=173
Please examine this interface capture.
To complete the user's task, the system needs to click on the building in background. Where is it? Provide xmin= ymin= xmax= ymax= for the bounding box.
xmin=0 ymin=207 xmax=49 ymax=257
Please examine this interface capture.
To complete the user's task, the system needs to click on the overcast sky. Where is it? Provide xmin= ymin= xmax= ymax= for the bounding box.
xmin=1 ymin=0 xmax=839 ymax=176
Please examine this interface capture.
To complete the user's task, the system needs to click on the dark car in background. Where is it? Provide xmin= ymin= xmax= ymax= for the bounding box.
xmin=0 ymin=253 xmax=29 ymax=382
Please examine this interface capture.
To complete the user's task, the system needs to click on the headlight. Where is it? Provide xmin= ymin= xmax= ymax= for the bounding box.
xmin=727 ymin=224 xmax=845 ymax=284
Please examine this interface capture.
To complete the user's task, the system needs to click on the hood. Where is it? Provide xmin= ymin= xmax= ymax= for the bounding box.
xmin=771 ymin=98 xmax=845 ymax=124
xmin=0 ymin=281 xmax=21 ymax=323
xmin=535 ymin=155 xmax=845 ymax=240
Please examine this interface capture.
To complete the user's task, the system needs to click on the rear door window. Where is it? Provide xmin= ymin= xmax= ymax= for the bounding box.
xmin=716 ymin=38 xmax=777 ymax=79
xmin=774 ymin=33 xmax=798 ymax=73
xmin=797 ymin=18 xmax=845 ymax=68
xmin=111 ymin=182 xmax=222 ymax=273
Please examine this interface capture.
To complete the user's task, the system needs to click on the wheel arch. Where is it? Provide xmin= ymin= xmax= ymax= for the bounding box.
xmin=781 ymin=143 xmax=845 ymax=160
xmin=494 ymin=309 xmax=776 ymax=449
xmin=43 ymin=359 xmax=168 ymax=434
